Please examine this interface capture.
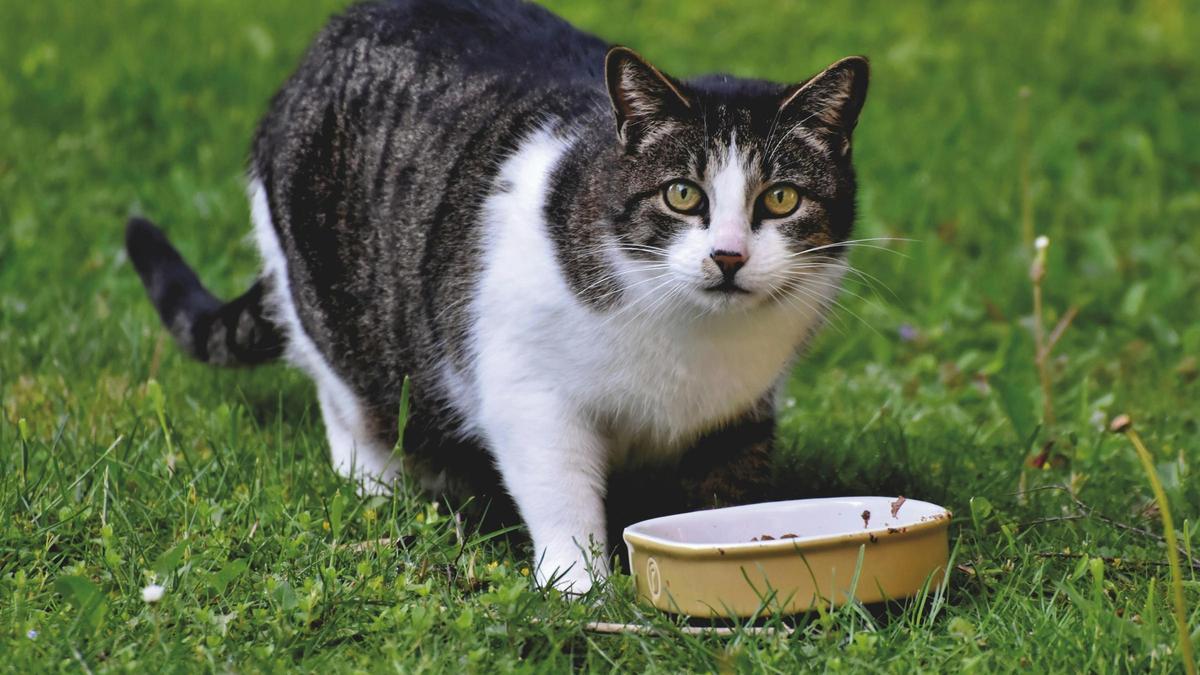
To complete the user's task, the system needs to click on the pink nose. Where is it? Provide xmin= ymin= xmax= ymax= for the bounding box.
xmin=710 ymin=249 xmax=747 ymax=277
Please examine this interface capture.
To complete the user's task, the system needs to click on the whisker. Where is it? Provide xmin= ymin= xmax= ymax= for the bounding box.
xmin=784 ymin=272 xmax=875 ymax=307
xmin=785 ymin=279 xmax=881 ymax=338
xmin=771 ymin=285 xmax=848 ymax=336
xmin=615 ymin=281 xmax=685 ymax=333
xmin=587 ymin=270 xmax=677 ymax=304
xmin=778 ymin=284 xmax=849 ymax=335
xmin=598 ymin=275 xmax=680 ymax=329
xmin=790 ymin=256 xmax=900 ymax=302
xmin=786 ymin=237 xmax=916 ymax=260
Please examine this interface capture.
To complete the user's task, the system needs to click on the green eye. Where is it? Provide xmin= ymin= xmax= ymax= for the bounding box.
xmin=663 ymin=180 xmax=704 ymax=214
xmin=761 ymin=184 xmax=801 ymax=217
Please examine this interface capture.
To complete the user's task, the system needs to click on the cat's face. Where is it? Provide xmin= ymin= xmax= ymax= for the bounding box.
xmin=603 ymin=48 xmax=868 ymax=315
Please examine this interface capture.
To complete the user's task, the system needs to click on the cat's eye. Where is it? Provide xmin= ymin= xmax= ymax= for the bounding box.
xmin=663 ymin=180 xmax=705 ymax=214
xmin=760 ymin=184 xmax=802 ymax=217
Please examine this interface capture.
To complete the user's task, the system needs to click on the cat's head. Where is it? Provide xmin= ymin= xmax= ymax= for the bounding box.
xmin=602 ymin=47 xmax=868 ymax=315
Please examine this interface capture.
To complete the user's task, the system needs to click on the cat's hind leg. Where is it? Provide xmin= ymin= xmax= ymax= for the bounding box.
xmin=316 ymin=386 xmax=402 ymax=495
xmin=248 ymin=176 xmax=400 ymax=494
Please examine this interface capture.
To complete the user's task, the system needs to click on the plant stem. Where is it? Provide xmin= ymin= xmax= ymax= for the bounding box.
xmin=1018 ymin=87 xmax=1033 ymax=248
xmin=1126 ymin=428 xmax=1196 ymax=675
xmin=1031 ymin=237 xmax=1054 ymax=425
xmin=1032 ymin=281 xmax=1054 ymax=424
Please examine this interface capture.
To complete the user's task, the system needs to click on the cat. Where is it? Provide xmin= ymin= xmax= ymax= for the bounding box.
xmin=126 ymin=0 xmax=868 ymax=594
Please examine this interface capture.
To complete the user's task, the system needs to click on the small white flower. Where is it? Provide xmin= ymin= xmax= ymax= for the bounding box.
xmin=1034 ymin=235 xmax=1049 ymax=251
xmin=142 ymin=583 xmax=165 ymax=603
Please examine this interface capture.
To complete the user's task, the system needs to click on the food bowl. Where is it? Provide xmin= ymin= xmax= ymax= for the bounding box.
xmin=622 ymin=496 xmax=952 ymax=617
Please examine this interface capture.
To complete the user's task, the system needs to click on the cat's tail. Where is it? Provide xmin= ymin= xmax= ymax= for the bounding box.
xmin=125 ymin=217 xmax=284 ymax=367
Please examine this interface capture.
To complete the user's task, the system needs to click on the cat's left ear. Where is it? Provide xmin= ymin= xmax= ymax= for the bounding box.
xmin=779 ymin=56 xmax=869 ymax=154
xmin=605 ymin=46 xmax=693 ymax=150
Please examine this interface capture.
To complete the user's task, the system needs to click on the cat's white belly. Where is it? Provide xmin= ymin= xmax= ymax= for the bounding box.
xmin=465 ymin=127 xmax=825 ymax=468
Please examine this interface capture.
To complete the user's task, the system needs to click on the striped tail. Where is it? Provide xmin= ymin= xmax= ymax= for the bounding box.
xmin=125 ymin=217 xmax=284 ymax=367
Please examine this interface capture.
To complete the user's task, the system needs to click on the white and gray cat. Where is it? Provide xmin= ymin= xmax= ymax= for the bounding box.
xmin=127 ymin=0 xmax=869 ymax=593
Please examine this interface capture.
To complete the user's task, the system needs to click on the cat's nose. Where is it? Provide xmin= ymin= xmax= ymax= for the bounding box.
xmin=710 ymin=250 xmax=747 ymax=278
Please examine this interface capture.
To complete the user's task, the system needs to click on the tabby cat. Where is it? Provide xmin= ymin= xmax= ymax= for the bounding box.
xmin=127 ymin=0 xmax=869 ymax=593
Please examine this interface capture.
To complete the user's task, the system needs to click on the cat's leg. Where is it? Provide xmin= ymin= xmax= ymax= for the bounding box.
xmin=247 ymin=179 xmax=402 ymax=494
xmin=482 ymin=389 xmax=609 ymax=594
xmin=317 ymin=386 xmax=402 ymax=495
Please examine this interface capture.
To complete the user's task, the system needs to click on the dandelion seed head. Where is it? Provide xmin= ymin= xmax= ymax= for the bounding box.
xmin=142 ymin=583 xmax=165 ymax=603
xmin=1034 ymin=235 xmax=1049 ymax=251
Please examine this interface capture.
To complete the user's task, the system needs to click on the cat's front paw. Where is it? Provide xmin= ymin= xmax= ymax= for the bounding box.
xmin=534 ymin=549 xmax=609 ymax=597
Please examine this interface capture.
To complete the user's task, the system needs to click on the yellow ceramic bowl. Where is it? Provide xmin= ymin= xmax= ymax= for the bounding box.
xmin=622 ymin=496 xmax=952 ymax=617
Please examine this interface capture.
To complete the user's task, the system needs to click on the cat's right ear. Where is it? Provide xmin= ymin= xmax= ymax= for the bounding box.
xmin=605 ymin=46 xmax=693 ymax=151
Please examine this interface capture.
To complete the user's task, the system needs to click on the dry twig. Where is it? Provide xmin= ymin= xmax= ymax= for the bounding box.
xmin=582 ymin=621 xmax=792 ymax=637
xmin=1015 ymin=484 xmax=1197 ymax=570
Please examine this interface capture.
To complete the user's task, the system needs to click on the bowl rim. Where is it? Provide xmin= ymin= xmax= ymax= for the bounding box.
xmin=622 ymin=496 xmax=953 ymax=560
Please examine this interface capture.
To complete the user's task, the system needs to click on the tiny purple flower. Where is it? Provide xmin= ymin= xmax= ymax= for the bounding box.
xmin=27 ymin=629 xmax=38 ymax=640
xmin=898 ymin=324 xmax=919 ymax=342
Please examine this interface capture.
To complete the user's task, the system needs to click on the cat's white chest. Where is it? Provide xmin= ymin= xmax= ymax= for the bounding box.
xmin=462 ymin=128 xmax=821 ymax=466
xmin=587 ymin=308 xmax=803 ymax=458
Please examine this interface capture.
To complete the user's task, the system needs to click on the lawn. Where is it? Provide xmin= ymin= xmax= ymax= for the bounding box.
xmin=2 ymin=0 xmax=1198 ymax=671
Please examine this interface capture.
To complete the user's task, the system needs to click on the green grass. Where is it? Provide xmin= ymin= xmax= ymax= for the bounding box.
xmin=2 ymin=0 xmax=1199 ymax=671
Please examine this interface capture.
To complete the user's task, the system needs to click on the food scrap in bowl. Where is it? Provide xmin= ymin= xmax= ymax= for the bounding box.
xmin=750 ymin=533 xmax=799 ymax=542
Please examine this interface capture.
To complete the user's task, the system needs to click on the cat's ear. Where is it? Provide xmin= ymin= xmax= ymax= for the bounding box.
xmin=605 ymin=46 xmax=693 ymax=150
xmin=779 ymin=56 xmax=869 ymax=153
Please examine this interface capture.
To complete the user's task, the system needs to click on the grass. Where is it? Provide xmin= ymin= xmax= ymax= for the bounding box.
xmin=2 ymin=0 xmax=1198 ymax=671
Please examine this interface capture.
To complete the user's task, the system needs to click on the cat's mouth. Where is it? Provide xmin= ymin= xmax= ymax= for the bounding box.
xmin=703 ymin=280 xmax=751 ymax=295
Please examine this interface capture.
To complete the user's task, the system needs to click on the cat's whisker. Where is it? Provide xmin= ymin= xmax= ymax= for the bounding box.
xmin=597 ymin=274 xmax=680 ymax=329
xmin=783 ymin=270 xmax=870 ymax=301
xmin=610 ymin=288 xmax=672 ymax=334
xmin=566 ymin=242 xmax=672 ymax=266
xmin=769 ymin=284 xmax=847 ymax=336
xmin=630 ymin=277 xmax=693 ymax=326
xmin=788 ymin=256 xmax=899 ymax=302
xmin=610 ymin=249 xmax=671 ymax=261
xmin=783 ymin=278 xmax=880 ymax=338
xmin=587 ymin=270 xmax=678 ymax=304
xmin=765 ymin=109 xmax=823 ymax=163
xmin=787 ymin=264 xmax=894 ymax=305
xmin=786 ymin=236 xmax=915 ymax=259
xmin=774 ymin=285 xmax=848 ymax=336
xmin=624 ymin=280 xmax=688 ymax=329
xmin=762 ymin=105 xmax=786 ymax=164
xmin=561 ymin=251 xmax=676 ymax=302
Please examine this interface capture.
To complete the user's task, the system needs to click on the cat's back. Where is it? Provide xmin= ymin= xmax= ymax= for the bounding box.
xmin=338 ymin=0 xmax=607 ymax=82
xmin=286 ymin=0 xmax=607 ymax=97
xmin=249 ymin=0 xmax=609 ymax=432
xmin=254 ymin=0 xmax=608 ymax=175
